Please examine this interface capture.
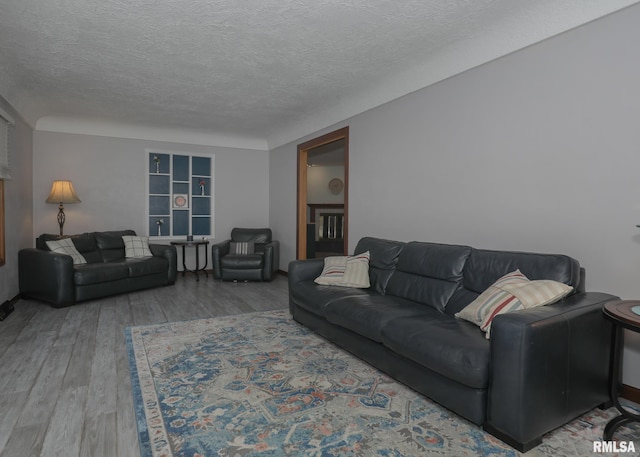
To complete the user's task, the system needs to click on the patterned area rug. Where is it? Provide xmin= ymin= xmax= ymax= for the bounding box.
xmin=126 ymin=310 xmax=636 ymax=457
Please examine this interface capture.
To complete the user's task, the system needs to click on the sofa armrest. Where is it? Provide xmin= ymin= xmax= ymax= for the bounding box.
xmin=262 ymin=241 xmax=280 ymax=280
xmin=288 ymin=259 xmax=325 ymax=314
xmin=149 ymin=243 xmax=177 ymax=284
xmin=211 ymin=240 xmax=230 ymax=279
xmin=19 ymin=248 xmax=75 ymax=307
xmin=486 ymin=291 xmax=617 ymax=450
xmin=288 ymin=259 xmax=325 ymax=283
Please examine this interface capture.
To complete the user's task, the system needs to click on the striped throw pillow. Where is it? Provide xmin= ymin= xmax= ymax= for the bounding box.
xmin=314 ymin=251 xmax=370 ymax=288
xmin=314 ymin=255 xmax=348 ymax=283
xmin=455 ymin=270 xmax=529 ymax=327
xmin=456 ymin=270 xmax=573 ymax=338
xmin=503 ymin=280 xmax=573 ymax=309
xmin=230 ymin=241 xmax=255 ymax=255
xmin=46 ymin=238 xmax=87 ymax=265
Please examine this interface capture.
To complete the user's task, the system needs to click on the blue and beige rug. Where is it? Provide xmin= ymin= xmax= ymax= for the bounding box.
xmin=126 ymin=310 xmax=635 ymax=456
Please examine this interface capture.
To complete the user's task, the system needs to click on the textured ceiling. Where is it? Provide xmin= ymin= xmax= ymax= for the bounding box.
xmin=0 ymin=0 xmax=638 ymax=149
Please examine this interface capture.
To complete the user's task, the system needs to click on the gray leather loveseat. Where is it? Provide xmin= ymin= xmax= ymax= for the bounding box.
xmin=19 ymin=230 xmax=177 ymax=307
xmin=288 ymin=236 xmax=617 ymax=452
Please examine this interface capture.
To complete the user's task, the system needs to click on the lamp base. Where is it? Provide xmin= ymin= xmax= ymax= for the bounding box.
xmin=57 ymin=204 xmax=66 ymax=236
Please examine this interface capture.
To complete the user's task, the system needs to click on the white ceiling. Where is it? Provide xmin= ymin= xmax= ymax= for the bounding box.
xmin=1 ymin=0 xmax=638 ymax=149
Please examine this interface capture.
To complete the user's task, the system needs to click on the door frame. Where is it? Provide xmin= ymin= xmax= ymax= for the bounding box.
xmin=297 ymin=127 xmax=349 ymax=259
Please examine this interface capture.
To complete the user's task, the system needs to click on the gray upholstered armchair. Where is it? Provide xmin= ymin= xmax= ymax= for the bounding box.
xmin=211 ymin=228 xmax=280 ymax=281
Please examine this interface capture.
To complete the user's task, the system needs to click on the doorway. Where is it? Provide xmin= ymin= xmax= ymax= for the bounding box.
xmin=297 ymin=127 xmax=349 ymax=260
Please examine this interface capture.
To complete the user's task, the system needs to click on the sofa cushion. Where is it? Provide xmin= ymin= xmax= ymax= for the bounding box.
xmin=354 ymin=237 xmax=404 ymax=294
xmin=325 ymin=295 xmax=435 ymax=342
xmin=446 ymin=248 xmax=580 ymax=315
xmin=46 ymin=238 xmax=87 ymax=265
xmin=381 ymin=314 xmax=491 ymax=389
xmin=38 ymin=232 xmax=102 ymax=263
xmin=95 ymin=230 xmax=136 ymax=262
xmin=291 ymin=281 xmax=375 ymax=317
xmin=125 ymin=257 xmax=169 ymax=277
xmin=221 ymin=253 xmax=263 ymax=269
xmin=462 ymin=248 xmax=580 ymax=294
xmin=72 ymin=235 xmax=102 ymax=264
xmin=385 ymin=242 xmax=471 ymax=312
xmin=73 ymin=262 xmax=129 ymax=285
xmin=231 ymin=227 xmax=272 ymax=244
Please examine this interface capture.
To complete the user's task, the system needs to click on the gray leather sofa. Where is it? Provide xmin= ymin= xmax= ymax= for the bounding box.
xmin=288 ymin=236 xmax=617 ymax=452
xmin=19 ymin=230 xmax=177 ymax=307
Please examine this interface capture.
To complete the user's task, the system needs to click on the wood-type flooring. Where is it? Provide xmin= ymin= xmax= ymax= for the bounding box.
xmin=0 ymin=274 xmax=289 ymax=457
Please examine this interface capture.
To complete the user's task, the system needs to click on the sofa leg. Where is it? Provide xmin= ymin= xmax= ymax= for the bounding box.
xmin=482 ymin=423 xmax=542 ymax=453
xmin=599 ymin=400 xmax=614 ymax=410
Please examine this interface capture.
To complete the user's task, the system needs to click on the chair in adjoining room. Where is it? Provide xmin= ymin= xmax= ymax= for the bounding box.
xmin=211 ymin=228 xmax=280 ymax=281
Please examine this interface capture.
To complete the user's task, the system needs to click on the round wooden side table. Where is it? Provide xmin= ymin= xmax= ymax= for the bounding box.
xmin=170 ymin=240 xmax=209 ymax=281
xmin=602 ymin=300 xmax=640 ymax=440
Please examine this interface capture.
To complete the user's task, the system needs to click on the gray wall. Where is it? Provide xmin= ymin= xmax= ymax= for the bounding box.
xmin=270 ymin=5 xmax=640 ymax=384
xmin=33 ymin=131 xmax=270 ymax=266
xmin=0 ymin=97 xmax=33 ymax=303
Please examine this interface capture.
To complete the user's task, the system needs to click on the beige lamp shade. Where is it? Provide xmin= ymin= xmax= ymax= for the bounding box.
xmin=46 ymin=180 xmax=81 ymax=236
xmin=46 ymin=180 xmax=81 ymax=204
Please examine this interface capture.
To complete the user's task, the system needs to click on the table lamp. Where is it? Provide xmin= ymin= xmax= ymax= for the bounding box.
xmin=46 ymin=180 xmax=81 ymax=235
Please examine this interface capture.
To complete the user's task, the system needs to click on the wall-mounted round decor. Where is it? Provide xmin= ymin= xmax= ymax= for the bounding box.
xmin=328 ymin=178 xmax=344 ymax=194
xmin=173 ymin=194 xmax=189 ymax=208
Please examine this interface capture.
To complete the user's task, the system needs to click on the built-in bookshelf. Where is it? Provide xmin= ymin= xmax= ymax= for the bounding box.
xmin=147 ymin=151 xmax=213 ymax=238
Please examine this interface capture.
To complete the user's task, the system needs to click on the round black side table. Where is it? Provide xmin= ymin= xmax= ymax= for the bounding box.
xmin=602 ymin=300 xmax=640 ymax=440
xmin=170 ymin=240 xmax=209 ymax=281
